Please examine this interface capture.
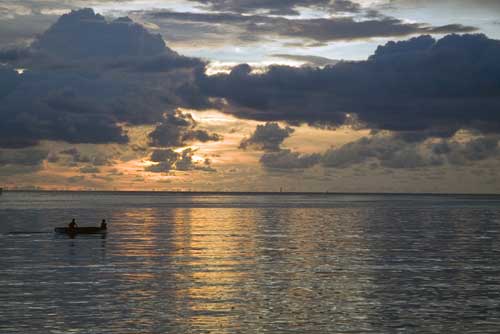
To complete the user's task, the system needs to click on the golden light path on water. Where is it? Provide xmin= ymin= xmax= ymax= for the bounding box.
xmin=103 ymin=203 xmax=382 ymax=332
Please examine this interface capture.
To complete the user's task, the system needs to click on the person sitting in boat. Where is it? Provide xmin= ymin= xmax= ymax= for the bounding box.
xmin=100 ymin=219 xmax=107 ymax=230
xmin=68 ymin=218 xmax=78 ymax=230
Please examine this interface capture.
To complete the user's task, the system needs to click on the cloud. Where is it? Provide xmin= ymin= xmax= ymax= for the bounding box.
xmin=240 ymin=122 xmax=315 ymax=170
xmin=79 ymin=166 xmax=100 ymax=174
xmin=146 ymin=148 xmax=216 ymax=173
xmin=0 ymin=11 xmax=57 ymax=48
xmin=0 ymin=9 xmax=208 ymax=148
xmin=257 ymin=132 xmax=499 ymax=172
xmin=200 ymin=34 xmax=500 ymax=140
xmin=47 ymin=151 xmax=59 ymax=163
xmin=431 ymin=136 xmax=500 ymax=166
xmin=0 ymin=7 xmax=498 ymax=183
xmin=320 ymin=135 xmax=445 ymax=169
xmin=59 ymin=147 xmax=111 ymax=166
xmin=0 ymin=67 xmax=19 ymax=98
xmin=0 ymin=147 xmax=48 ymax=174
xmin=320 ymin=134 xmax=499 ymax=170
xmin=67 ymin=175 xmax=85 ymax=183
xmin=189 ymin=0 xmax=360 ymax=15
xmin=0 ymin=9 xmax=484 ymax=153
xmin=240 ymin=122 xmax=294 ymax=152
xmin=33 ymin=9 xmax=166 ymax=59
xmin=108 ymin=168 xmax=123 ymax=176
xmin=260 ymin=149 xmax=321 ymax=170
xmin=148 ymin=10 xmax=476 ymax=44
xmin=383 ymin=0 xmax=500 ymax=10
xmin=271 ymin=54 xmax=339 ymax=66
xmin=149 ymin=111 xmax=221 ymax=148
xmin=0 ymin=147 xmax=48 ymax=166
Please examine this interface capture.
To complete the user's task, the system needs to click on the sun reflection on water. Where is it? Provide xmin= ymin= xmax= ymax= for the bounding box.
xmin=171 ymin=207 xmax=258 ymax=332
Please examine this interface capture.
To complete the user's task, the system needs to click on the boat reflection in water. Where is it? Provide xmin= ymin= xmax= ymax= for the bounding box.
xmin=54 ymin=226 xmax=107 ymax=234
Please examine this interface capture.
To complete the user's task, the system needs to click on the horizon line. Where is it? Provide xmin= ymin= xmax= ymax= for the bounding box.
xmin=2 ymin=189 xmax=500 ymax=196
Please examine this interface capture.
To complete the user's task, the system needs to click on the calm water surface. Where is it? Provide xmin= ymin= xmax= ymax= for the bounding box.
xmin=1 ymin=191 xmax=500 ymax=333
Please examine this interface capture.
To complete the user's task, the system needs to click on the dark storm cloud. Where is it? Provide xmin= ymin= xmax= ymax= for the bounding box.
xmin=146 ymin=148 xmax=215 ymax=173
xmin=0 ymin=9 xmax=208 ymax=148
xmin=149 ymin=111 xmax=221 ymax=148
xmin=260 ymin=149 xmax=321 ymax=170
xmin=0 ymin=48 xmax=33 ymax=62
xmin=240 ymin=122 xmax=294 ymax=152
xmin=0 ymin=67 xmax=19 ymax=98
xmin=148 ymin=10 xmax=475 ymax=44
xmin=200 ymin=34 xmax=500 ymax=139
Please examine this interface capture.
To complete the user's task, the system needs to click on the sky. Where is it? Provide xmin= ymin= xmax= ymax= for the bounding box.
xmin=0 ymin=0 xmax=500 ymax=193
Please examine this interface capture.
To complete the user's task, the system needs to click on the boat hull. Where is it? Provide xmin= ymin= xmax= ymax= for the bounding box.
xmin=54 ymin=227 xmax=107 ymax=234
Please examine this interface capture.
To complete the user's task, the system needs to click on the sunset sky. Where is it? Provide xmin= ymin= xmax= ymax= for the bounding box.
xmin=1 ymin=0 xmax=500 ymax=192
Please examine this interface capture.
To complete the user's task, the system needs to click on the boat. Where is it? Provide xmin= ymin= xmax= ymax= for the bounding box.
xmin=54 ymin=227 xmax=107 ymax=235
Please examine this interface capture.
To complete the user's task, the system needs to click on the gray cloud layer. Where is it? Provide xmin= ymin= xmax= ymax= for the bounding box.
xmin=148 ymin=10 xmax=475 ymax=44
xmin=190 ymin=0 xmax=360 ymax=15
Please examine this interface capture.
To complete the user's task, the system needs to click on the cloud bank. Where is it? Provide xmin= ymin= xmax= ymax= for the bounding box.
xmin=200 ymin=34 xmax=500 ymax=140
xmin=260 ymin=133 xmax=500 ymax=171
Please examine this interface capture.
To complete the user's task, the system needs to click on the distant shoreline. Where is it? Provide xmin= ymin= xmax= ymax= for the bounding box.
xmin=2 ymin=190 xmax=500 ymax=196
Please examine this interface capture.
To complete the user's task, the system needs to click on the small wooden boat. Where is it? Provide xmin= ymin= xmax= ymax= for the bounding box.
xmin=54 ymin=227 xmax=107 ymax=235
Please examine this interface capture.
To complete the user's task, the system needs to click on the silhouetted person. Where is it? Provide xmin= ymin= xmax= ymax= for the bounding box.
xmin=68 ymin=218 xmax=78 ymax=231
xmin=100 ymin=219 xmax=107 ymax=230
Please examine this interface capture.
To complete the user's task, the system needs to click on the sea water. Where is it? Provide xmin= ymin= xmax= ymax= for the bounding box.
xmin=1 ymin=191 xmax=500 ymax=333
